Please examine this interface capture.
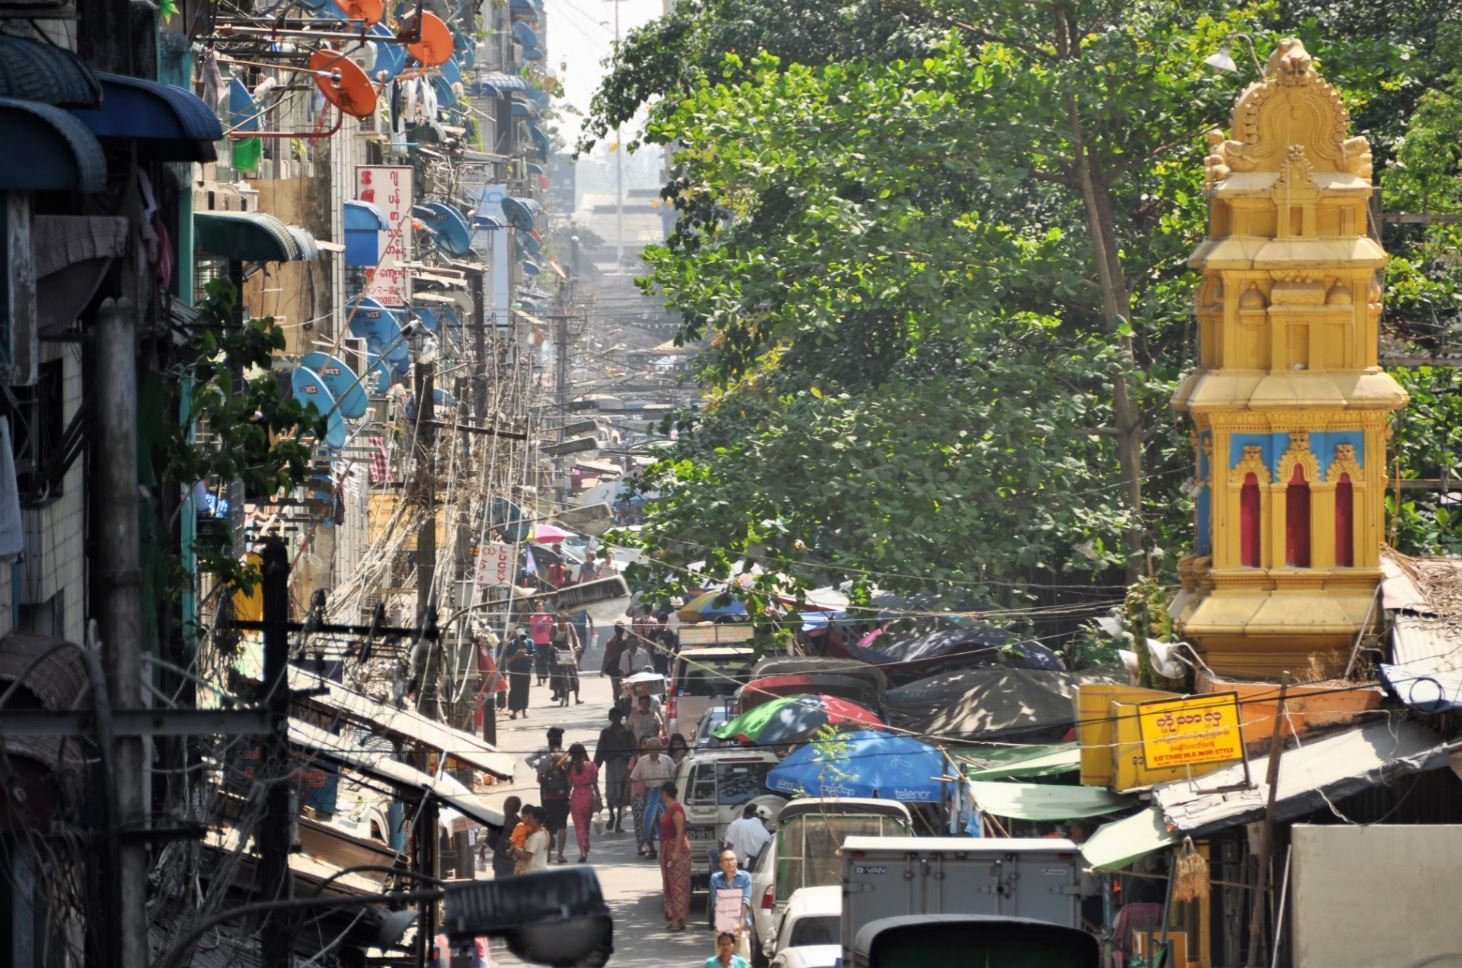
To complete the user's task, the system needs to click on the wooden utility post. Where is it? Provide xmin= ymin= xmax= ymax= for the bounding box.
xmin=1246 ymin=680 xmax=1290 ymax=968
xmin=259 ymin=538 xmax=294 ymax=966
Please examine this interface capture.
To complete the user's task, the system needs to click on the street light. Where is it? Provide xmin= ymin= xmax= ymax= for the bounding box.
xmin=1204 ymin=33 xmax=1264 ymax=75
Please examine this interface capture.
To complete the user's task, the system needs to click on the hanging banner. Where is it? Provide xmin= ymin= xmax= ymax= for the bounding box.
xmin=475 ymin=542 xmax=515 ymax=586
xmin=1137 ymin=692 xmax=1244 ymax=771
xmin=355 ymin=165 xmax=413 ymax=307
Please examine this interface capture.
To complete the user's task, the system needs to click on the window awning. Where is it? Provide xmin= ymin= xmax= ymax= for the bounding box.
xmin=288 ymin=665 xmax=515 ymax=779
xmin=0 ymin=96 xmax=104 ymax=191
xmin=195 ymin=211 xmax=318 ymax=262
xmin=1082 ymin=804 xmax=1177 ymax=871
xmin=0 ymin=34 xmax=101 ymax=107
xmin=968 ymin=780 xmax=1133 ymax=822
xmin=472 ymin=72 xmax=532 ymax=98
xmin=290 ymin=719 xmax=505 ymax=829
xmin=69 ymin=72 xmax=222 ymax=161
xmin=345 ymin=199 xmax=388 ymax=232
xmin=1156 ymin=719 xmax=1453 ymax=838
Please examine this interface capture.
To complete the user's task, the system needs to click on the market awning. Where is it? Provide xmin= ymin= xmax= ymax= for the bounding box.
xmin=958 ymin=743 xmax=1082 ymax=780
xmin=291 ymin=719 xmax=505 ymax=829
xmin=1155 ymin=719 xmax=1453 ymax=838
xmin=1082 ymin=804 xmax=1177 ymax=871
xmin=196 ymin=211 xmax=317 ymax=262
xmin=0 ymin=97 xmax=105 ymax=191
xmin=0 ymin=34 xmax=101 ymax=107
xmin=969 ymin=781 xmax=1133 ymax=822
xmin=69 ymin=72 xmax=222 ymax=161
xmin=288 ymin=665 xmax=515 ymax=779
xmin=472 ymin=72 xmax=532 ymax=98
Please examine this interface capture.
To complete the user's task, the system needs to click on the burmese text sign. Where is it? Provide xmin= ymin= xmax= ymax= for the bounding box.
xmin=1137 ymin=693 xmax=1243 ymax=770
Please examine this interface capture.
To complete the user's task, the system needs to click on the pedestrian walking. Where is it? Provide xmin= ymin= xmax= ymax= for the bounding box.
xmin=667 ymin=732 xmax=690 ymax=767
xmin=504 ymin=628 xmax=535 ymax=720
xmin=601 ymin=622 xmax=628 ymax=704
xmin=709 ymin=848 xmax=753 ymax=961
xmin=529 ymin=727 xmax=571 ymax=863
xmin=549 ymin=619 xmax=582 ymax=706
xmin=546 ymin=543 xmax=573 ymax=588
xmin=530 ymin=609 xmax=554 ymax=685
xmin=593 ymin=708 xmax=635 ymax=833
xmin=576 ymin=549 xmax=602 ymax=584
xmin=703 ymin=932 xmax=750 ymax=968
xmin=627 ymin=693 xmax=665 ymax=748
xmin=566 ymin=743 xmax=601 ymax=863
xmin=657 ymin=781 xmax=692 ymax=932
xmin=488 ymin=795 xmax=522 ymax=879
xmin=515 ymin=806 xmax=550 ymax=874
xmin=629 ymin=737 xmax=675 ymax=857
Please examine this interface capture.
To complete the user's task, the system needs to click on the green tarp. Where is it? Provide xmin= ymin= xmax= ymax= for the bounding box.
xmin=956 ymin=743 xmax=1081 ymax=780
xmin=1081 ymin=804 xmax=1177 ymax=871
xmin=969 ymin=781 xmax=1134 ymax=822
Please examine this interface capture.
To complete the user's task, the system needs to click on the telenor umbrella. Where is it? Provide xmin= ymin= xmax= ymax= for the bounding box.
xmin=532 ymin=524 xmax=572 ymax=543
xmin=714 ymin=694 xmax=883 ymax=746
xmin=766 ymin=730 xmax=949 ymax=803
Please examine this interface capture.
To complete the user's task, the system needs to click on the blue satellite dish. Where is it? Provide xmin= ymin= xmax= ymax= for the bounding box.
xmin=229 ymin=78 xmax=259 ymax=133
xmin=300 ymin=351 xmax=368 ymax=419
xmin=350 ymin=297 xmax=410 ymax=372
xmin=433 ymin=386 xmax=458 ymax=407
xmin=527 ymin=122 xmax=550 ymax=154
xmin=521 ymin=260 xmax=540 ymax=276
xmin=364 ymin=353 xmax=393 ymax=393
xmin=291 ymin=367 xmax=347 ymax=451
xmin=511 ymin=20 xmax=540 ymax=49
xmin=431 ymin=74 xmax=457 ymax=110
xmin=500 ymin=196 xmax=540 ymax=232
xmin=370 ymin=23 xmax=406 ymax=81
xmin=413 ymin=202 xmax=473 ymax=257
xmin=474 ymin=214 xmax=505 ymax=231
xmin=412 ymin=306 xmax=439 ymax=333
xmin=516 ymin=228 xmax=541 ymax=254
xmin=440 ymin=56 xmax=462 ymax=86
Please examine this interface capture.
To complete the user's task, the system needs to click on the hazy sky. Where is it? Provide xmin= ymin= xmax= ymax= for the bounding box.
xmin=542 ymin=0 xmax=666 ymax=143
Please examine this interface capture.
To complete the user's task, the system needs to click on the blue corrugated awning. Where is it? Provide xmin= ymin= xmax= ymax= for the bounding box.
xmin=344 ymin=200 xmax=387 ymax=268
xmin=511 ymin=21 xmax=540 ymax=50
xmin=526 ymin=121 xmax=550 ymax=154
xmin=471 ymin=72 xmax=531 ymax=99
xmin=0 ymin=35 xmax=101 ymax=107
xmin=345 ymin=200 xmax=388 ymax=232
xmin=69 ymin=73 xmax=222 ymax=162
xmin=0 ymin=97 xmax=105 ymax=191
xmin=509 ymin=0 xmax=543 ymax=15
xmin=195 ymin=211 xmax=316 ymax=262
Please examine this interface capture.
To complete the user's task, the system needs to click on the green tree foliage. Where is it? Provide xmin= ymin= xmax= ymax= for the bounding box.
xmin=597 ymin=1 xmax=1461 ymax=610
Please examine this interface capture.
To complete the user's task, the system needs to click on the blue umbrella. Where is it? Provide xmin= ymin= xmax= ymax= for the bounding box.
xmin=766 ymin=731 xmax=950 ymax=803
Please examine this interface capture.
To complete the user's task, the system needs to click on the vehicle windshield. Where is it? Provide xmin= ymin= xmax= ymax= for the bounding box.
xmin=676 ymin=659 xmax=753 ymax=697
xmin=789 ymin=914 xmax=839 ymax=947
xmin=776 ymin=814 xmax=911 ymax=903
xmin=716 ymin=761 xmax=771 ymax=805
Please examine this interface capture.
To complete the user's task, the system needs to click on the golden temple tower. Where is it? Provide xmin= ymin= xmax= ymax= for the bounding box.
xmin=1169 ymin=39 xmax=1408 ymax=679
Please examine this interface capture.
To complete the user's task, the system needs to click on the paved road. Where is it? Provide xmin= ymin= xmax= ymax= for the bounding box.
xmin=476 ymin=668 xmax=713 ymax=967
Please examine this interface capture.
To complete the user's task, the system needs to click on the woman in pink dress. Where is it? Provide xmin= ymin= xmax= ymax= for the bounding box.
xmin=566 ymin=742 xmax=600 ymax=863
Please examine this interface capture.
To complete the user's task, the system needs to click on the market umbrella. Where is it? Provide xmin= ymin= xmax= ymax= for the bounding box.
xmin=532 ymin=523 xmax=572 ymax=543
xmin=677 ymin=587 xmax=747 ymax=623
xmin=714 ymin=694 xmax=883 ymax=746
xmin=766 ymin=730 xmax=949 ymax=803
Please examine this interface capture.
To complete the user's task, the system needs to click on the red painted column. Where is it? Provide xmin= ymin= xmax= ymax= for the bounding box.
xmin=1286 ymin=464 xmax=1311 ymax=567
xmin=1241 ymin=473 xmax=1261 ymax=567
xmin=1335 ymin=474 xmax=1354 ymax=566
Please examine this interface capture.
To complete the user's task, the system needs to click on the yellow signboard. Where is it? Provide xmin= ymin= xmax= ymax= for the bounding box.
xmin=1137 ymin=693 xmax=1244 ymax=771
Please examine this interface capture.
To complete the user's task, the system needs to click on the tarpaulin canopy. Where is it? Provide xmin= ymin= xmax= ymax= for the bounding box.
xmin=968 ymin=781 xmax=1133 ymax=822
xmin=886 ymin=667 xmax=1119 ymax=740
xmin=957 ymin=743 xmax=1081 ymax=780
xmin=1082 ymin=804 xmax=1176 ymax=871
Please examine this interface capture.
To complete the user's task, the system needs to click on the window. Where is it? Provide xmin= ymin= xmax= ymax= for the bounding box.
xmin=675 ymin=660 xmax=753 ymax=697
xmin=1335 ymin=473 xmax=1354 ymax=566
xmin=715 ymin=761 xmax=770 ymax=806
xmin=8 ymin=359 xmax=65 ymax=505
xmin=689 ymin=765 xmax=716 ymax=805
xmin=1240 ymin=473 xmax=1261 ymax=567
xmin=1285 ymin=464 xmax=1311 ymax=567
xmin=789 ymin=915 xmax=839 ymax=948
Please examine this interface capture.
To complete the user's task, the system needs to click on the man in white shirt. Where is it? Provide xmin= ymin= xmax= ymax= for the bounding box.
xmin=723 ymin=803 xmax=771 ymax=868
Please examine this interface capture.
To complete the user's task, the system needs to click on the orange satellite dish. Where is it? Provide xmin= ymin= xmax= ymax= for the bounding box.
xmin=310 ymin=48 xmax=378 ymax=120
xmin=400 ymin=12 xmax=453 ymax=68
xmin=331 ymin=0 xmax=383 ymax=27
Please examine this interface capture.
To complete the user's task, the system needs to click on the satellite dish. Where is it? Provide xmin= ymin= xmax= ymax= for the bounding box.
xmin=300 ymin=351 xmax=368 ymax=419
xmin=433 ymin=386 xmax=459 ymax=408
xmin=401 ymin=12 xmax=453 ymax=68
xmin=500 ymin=196 xmax=540 ymax=232
xmin=411 ymin=307 xmax=439 ymax=333
xmin=364 ymin=353 xmax=393 ymax=394
xmin=440 ymin=56 xmax=462 ymax=86
xmin=370 ymin=23 xmax=407 ymax=81
xmin=310 ymin=49 xmax=377 ymax=119
xmin=290 ymin=368 xmax=347 ymax=451
xmin=331 ymin=0 xmax=383 ymax=26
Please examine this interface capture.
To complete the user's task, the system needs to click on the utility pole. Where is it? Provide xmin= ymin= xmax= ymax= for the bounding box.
xmin=95 ymin=296 xmax=147 ymax=968
xmin=1246 ymin=680 xmax=1290 ymax=968
xmin=415 ymin=357 xmax=437 ymax=627
xmin=259 ymin=538 xmax=294 ymax=966
xmin=609 ymin=0 xmax=624 ymax=272
xmin=556 ymin=313 xmax=570 ymax=508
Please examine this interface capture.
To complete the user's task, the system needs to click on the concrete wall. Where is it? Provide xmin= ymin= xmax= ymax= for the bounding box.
xmin=1291 ymin=823 xmax=1462 ymax=968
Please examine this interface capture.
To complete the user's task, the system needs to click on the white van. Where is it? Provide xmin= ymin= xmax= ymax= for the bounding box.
xmin=671 ymin=747 xmax=781 ymax=892
xmin=666 ymin=646 xmax=755 ymax=740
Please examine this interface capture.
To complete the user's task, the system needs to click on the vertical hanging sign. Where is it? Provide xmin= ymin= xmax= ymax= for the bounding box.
xmin=355 ymin=165 xmax=413 ymax=307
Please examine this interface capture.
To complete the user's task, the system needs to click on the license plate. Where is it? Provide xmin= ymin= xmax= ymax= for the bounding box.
xmin=688 ymin=825 xmax=716 ymax=841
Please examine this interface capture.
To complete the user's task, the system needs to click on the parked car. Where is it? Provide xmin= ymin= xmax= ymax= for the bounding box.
xmin=667 ymin=646 xmax=755 ymax=739
xmin=693 ymin=704 xmax=734 ymax=749
xmin=750 ymin=799 xmax=912 ymax=966
xmin=672 ymin=747 xmax=780 ymax=893
xmin=768 ymin=885 xmax=840 ymax=968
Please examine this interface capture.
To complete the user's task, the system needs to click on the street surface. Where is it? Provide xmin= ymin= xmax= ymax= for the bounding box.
xmin=477 ymin=663 xmax=712 ymax=967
